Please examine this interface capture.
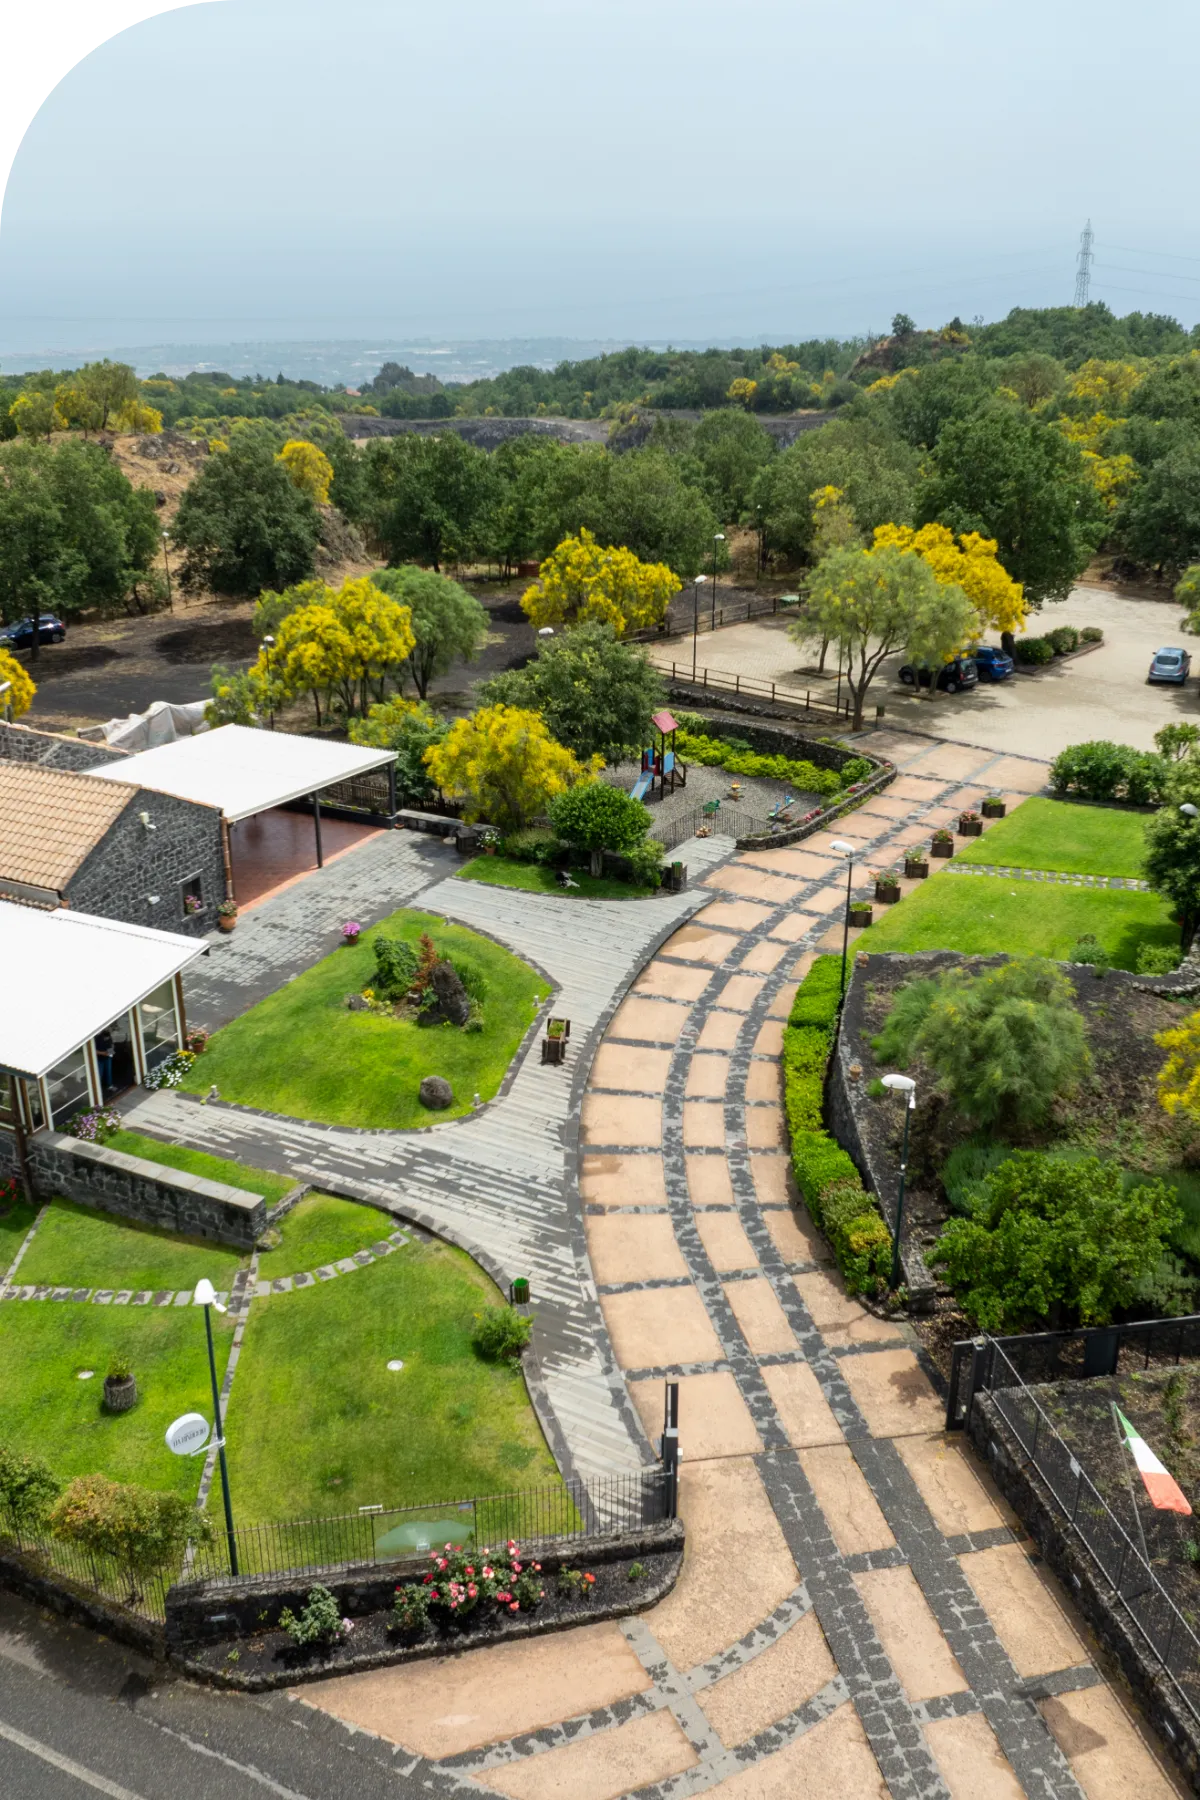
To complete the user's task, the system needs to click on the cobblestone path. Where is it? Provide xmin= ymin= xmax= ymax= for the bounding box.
xmin=296 ymin=733 xmax=1181 ymax=1800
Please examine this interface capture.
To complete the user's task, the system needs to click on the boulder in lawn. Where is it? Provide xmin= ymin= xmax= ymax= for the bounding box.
xmin=419 ymin=1076 xmax=454 ymax=1110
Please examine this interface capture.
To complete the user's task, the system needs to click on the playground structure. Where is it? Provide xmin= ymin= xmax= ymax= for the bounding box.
xmin=630 ymin=710 xmax=688 ymax=804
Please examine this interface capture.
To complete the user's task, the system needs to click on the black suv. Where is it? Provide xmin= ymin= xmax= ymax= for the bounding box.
xmin=898 ymin=654 xmax=978 ymax=694
xmin=0 ymin=614 xmax=67 ymax=650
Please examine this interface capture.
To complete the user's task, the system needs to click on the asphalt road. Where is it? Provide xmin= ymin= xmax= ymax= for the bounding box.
xmin=0 ymin=1592 xmax=444 ymax=1800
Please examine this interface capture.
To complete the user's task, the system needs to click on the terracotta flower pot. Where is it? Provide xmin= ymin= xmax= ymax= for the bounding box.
xmin=217 ymin=914 xmax=237 ymax=933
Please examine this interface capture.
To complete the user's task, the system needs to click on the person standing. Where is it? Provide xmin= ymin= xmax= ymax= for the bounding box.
xmin=95 ymin=1027 xmax=114 ymax=1094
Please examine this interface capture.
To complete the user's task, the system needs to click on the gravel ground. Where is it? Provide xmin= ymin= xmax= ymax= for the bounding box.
xmin=606 ymin=757 xmax=823 ymax=834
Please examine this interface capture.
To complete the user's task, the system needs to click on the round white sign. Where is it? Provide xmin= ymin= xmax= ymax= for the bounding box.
xmin=165 ymin=1412 xmax=211 ymax=1457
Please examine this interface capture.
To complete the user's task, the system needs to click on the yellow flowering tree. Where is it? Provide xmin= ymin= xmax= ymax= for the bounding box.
xmin=1156 ymin=1012 xmax=1200 ymax=1120
xmin=276 ymin=439 xmax=334 ymax=504
xmin=521 ymin=529 xmax=681 ymax=636
xmin=0 ymin=648 xmax=36 ymax=718
xmin=8 ymin=391 xmax=66 ymax=441
xmin=111 ymin=400 xmax=164 ymax=434
xmin=871 ymin=522 xmax=1026 ymax=635
xmin=424 ymin=704 xmax=599 ymax=831
xmin=1067 ymin=360 xmax=1145 ymax=411
xmin=250 ymin=577 xmax=414 ymax=723
xmin=727 ymin=378 xmax=758 ymax=408
xmin=1055 ymin=414 xmax=1136 ymax=511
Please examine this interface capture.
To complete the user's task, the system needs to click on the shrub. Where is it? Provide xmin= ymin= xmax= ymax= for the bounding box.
xmin=549 ymin=782 xmax=652 ymax=855
xmin=1136 ymin=943 xmax=1181 ymax=976
xmin=674 ymin=728 xmax=844 ymax=798
xmin=940 ymin=1142 xmax=1015 ymax=1217
xmin=871 ymin=976 xmax=940 ymax=1066
xmin=471 ymin=1306 xmax=532 ymax=1361
xmin=1130 ymin=1251 xmax=1198 ymax=1318
xmin=1069 ymin=934 xmax=1110 ymax=969
xmin=390 ymin=1584 xmax=430 ymax=1634
xmin=621 ymin=839 xmax=665 ymax=888
xmin=1123 ymin=751 xmax=1171 ymax=807
xmin=278 ymin=1584 xmax=349 ymax=1648
xmin=49 ymin=1474 xmax=210 ymax=1587
xmin=0 ymin=1446 xmax=60 ymax=1533
xmin=65 ymin=1108 xmax=120 ymax=1143
xmin=1046 ymin=625 xmax=1079 ymax=654
xmin=502 ymin=827 xmax=560 ymax=865
xmin=627 ymin=1561 xmax=646 ymax=1581
xmin=839 ymin=756 xmax=873 ymax=786
xmin=1080 ymin=626 xmax=1104 ymax=643
xmin=930 ymin=1152 xmax=1180 ymax=1331
xmin=421 ymin=1541 xmax=543 ymax=1617
xmin=372 ymin=936 xmax=420 ymax=1001
xmin=1048 ymin=739 xmax=1170 ymax=805
xmin=143 ymin=1049 xmax=195 ymax=1091
xmin=1015 ymin=636 xmax=1054 ymax=665
xmin=557 ymin=1566 xmax=597 ymax=1600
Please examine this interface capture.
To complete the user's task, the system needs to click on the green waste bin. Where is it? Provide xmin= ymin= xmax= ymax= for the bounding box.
xmin=511 ymin=1277 xmax=530 ymax=1305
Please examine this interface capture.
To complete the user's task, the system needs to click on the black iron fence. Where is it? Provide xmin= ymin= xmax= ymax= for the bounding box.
xmin=970 ymin=1338 xmax=1200 ymax=1726
xmin=662 ymin=663 xmax=854 ymax=720
xmin=946 ymin=1315 xmax=1200 ymax=1432
xmin=651 ymin=806 xmax=774 ymax=852
xmin=1 ymin=1468 xmax=669 ymax=1620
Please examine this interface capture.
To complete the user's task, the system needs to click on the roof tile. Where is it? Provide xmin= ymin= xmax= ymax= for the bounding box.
xmin=0 ymin=762 xmax=137 ymax=891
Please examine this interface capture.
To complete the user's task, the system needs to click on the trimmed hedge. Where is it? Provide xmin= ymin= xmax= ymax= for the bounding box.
xmin=783 ymin=955 xmax=891 ymax=1294
xmin=674 ymin=729 xmax=861 ymax=799
xmin=1048 ymin=739 xmax=1171 ymax=806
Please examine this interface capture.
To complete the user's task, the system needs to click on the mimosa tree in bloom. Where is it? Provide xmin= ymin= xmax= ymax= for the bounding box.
xmin=521 ymin=529 xmax=680 ymax=636
xmin=424 ymin=704 xmax=600 ymax=832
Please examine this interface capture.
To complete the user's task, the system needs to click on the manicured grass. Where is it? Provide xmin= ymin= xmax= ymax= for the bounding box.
xmin=857 ymin=872 xmax=1179 ymax=971
xmin=0 ymin=1301 xmax=234 ymax=1496
xmin=0 ymin=1195 xmax=39 ymax=1276
xmin=458 ymin=854 xmax=657 ymax=900
xmin=256 ymin=1195 xmax=392 ymax=1280
xmin=109 ymin=1130 xmax=294 ymax=1206
xmin=18 ymin=1196 xmax=246 ymax=1293
xmin=956 ymin=797 xmax=1148 ymax=877
xmin=179 ymin=907 xmax=550 ymax=1130
xmin=225 ymin=1237 xmax=561 ymax=1521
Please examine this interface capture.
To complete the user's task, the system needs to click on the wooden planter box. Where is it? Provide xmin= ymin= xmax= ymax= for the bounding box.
xmin=874 ymin=881 xmax=901 ymax=905
xmin=958 ymin=818 xmax=984 ymax=837
xmin=982 ymin=799 xmax=1006 ymax=819
xmin=541 ymin=1035 xmax=567 ymax=1066
xmin=903 ymin=858 xmax=929 ymax=880
xmin=103 ymin=1375 xmax=138 ymax=1413
xmin=848 ymin=904 xmax=874 ymax=928
xmin=930 ymin=839 xmax=954 ymax=858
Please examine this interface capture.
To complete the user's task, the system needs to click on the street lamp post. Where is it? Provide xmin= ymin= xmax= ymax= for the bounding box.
xmin=161 ymin=532 xmax=173 ymax=613
xmin=194 ymin=1278 xmax=238 ymax=1575
xmin=881 ymin=1075 xmax=916 ymax=1291
xmin=830 ymin=838 xmax=857 ymax=997
xmin=711 ymin=534 xmax=725 ymax=629
xmin=692 ymin=576 xmax=706 ymax=682
xmin=261 ymin=636 xmax=276 ymax=730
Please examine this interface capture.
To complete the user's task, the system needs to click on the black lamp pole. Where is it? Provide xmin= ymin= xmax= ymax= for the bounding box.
xmin=692 ymin=579 xmax=700 ymax=681
xmin=839 ymin=854 xmax=854 ymax=996
xmin=201 ymin=1294 xmax=238 ymax=1575
xmin=890 ymin=1092 xmax=915 ymax=1291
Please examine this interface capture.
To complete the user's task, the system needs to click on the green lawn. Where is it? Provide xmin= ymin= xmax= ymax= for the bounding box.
xmin=18 ymin=1196 xmax=246 ymax=1294
xmin=257 ymin=1194 xmax=392 ymax=1280
xmin=858 ymin=872 xmax=1179 ymax=970
xmin=225 ymin=1237 xmax=561 ymax=1521
xmin=0 ymin=1301 xmax=234 ymax=1496
xmin=956 ymin=797 xmax=1148 ymax=877
xmin=179 ymin=907 xmax=550 ymax=1129
xmin=458 ymin=854 xmax=657 ymax=900
xmin=0 ymin=1194 xmax=39 ymax=1277
xmin=109 ymin=1130 xmax=294 ymax=1206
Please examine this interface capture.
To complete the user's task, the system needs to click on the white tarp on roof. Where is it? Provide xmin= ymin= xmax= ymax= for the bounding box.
xmin=0 ymin=902 xmax=206 ymax=1079
xmin=97 ymin=698 xmax=211 ymax=752
xmin=86 ymin=723 xmax=394 ymax=822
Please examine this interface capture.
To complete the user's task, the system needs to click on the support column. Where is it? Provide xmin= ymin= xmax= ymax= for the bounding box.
xmin=313 ymin=791 xmax=324 ymax=868
xmin=174 ymin=973 xmax=189 ymax=1054
xmin=387 ymin=760 xmax=397 ymax=819
xmin=220 ymin=817 xmax=235 ymax=903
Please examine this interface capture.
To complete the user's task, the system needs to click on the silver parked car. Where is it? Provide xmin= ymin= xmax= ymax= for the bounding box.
xmin=1148 ymin=646 xmax=1192 ymax=685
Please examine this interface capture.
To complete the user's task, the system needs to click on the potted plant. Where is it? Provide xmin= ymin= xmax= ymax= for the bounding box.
xmin=480 ymin=828 xmax=500 ymax=857
xmin=958 ymin=810 xmax=984 ymax=837
xmin=341 ymin=920 xmax=362 ymax=948
xmin=542 ymin=1016 xmax=571 ymax=1065
xmin=873 ymin=868 xmax=901 ymax=905
xmin=217 ymin=900 xmax=238 ymax=933
xmin=982 ymin=794 xmax=1006 ymax=819
xmin=103 ymin=1356 xmax=137 ymax=1413
xmin=930 ymin=828 xmax=954 ymax=858
xmin=903 ymin=852 xmax=929 ymax=879
xmin=848 ymin=900 xmax=873 ymax=928
xmin=183 ymin=893 xmax=203 ymax=917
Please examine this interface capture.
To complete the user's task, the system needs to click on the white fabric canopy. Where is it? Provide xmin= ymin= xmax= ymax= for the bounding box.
xmin=0 ymin=902 xmax=206 ymax=1079
xmin=86 ymin=724 xmax=394 ymax=822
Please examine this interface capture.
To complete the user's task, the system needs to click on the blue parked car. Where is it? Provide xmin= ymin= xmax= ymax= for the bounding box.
xmin=1148 ymin=647 xmax=1191 ymax=685
xmin=973 ymin=645 xmax=1014 ymax=681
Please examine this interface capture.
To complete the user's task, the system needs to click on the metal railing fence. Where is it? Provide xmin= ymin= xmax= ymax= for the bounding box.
xmin=661 ymin=663 xmax=854 ymax=719
xmin=946 ymin=1315 xmax=1200 ymax=1431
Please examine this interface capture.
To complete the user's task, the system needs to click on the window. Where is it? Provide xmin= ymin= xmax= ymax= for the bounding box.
xmin=0 ymin=1075 xmax=16 ymax=1133
xmin=44 ymin=1048 xmax=91 ymax=1128
xmin=180 ymin=873 xmax=204 ymax=919
xmin=138 ymin=980 xmax=179 ymax=1071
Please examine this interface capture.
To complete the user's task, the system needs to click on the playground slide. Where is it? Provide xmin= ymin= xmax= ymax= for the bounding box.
xmin=630 ymin=769 xmax=653 ymax=801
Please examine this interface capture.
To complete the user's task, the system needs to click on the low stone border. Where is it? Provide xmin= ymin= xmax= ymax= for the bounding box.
xmin=944 ymin=864 xmax=1149 ymax=891
xmin=1012 ymin=637 xmax=1105 ymax=676
xmin=968 ymin=1392 xmax=1199 ymax=1793
xmin=0 ymin=1226 xmax=411 ymax=1308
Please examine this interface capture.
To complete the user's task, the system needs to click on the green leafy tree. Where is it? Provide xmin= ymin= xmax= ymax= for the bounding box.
xmin=1143 ymin=764 xmax=1200 ymax=949
xmin=371 ymin=566 xmax=488 ymax=698
xmin=8 ymin=389 xmax=65 ymax=441
xmin=480 ymin=620 xmax=665 ymax=762
xmin=171 ymin=431 xmax=320 ymax=594
xmin=691 ymin=410 xmax=776 ymax=520
xmin=931 ymin=1153 xmax=1179 ymax=1331
xmin=789 ymin=543 xmax=978 ymax=728
xmin=1155 ymin=722 xmax=1200 ymax=762
xmin=425 ymin=703 xmax=598 ymax=831
xmin=1116 ymin=440 xmax=1200 ymax=575
xmin=1175 ymin=562 xmax=1200 ymax=629
xmin=75 ymin=360 xmax=139 ymax=430
xmin=349 ymin=696 xmax=449 ymax=805
xmin=0 ymin=1445 xmax=60 ymax=1533
xmin=918 ymin=403 xmax=1104 ymax=602
xmin=49 ymin=1473 xmax=211 ymax=1596
xmin=752 ymin=418 xmax=918 ymax=564
xmin=549 ymin=781 xmax=653 ymax=874
xmin=363 ymin=431 xmax=494 ymax=569
xmin=529 ymin=445 xmax=718 ymax=576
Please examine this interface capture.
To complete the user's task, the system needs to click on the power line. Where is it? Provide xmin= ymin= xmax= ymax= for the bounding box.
xmin=1074 ymin=220 xmax=1094 ymax=307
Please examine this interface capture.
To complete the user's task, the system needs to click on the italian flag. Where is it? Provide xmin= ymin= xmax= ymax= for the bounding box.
xmin=1115 ymin=1409 xmax=1192 ymax=1515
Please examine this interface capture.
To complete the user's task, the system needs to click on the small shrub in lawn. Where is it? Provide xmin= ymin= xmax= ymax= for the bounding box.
xmin=1046 ymin=625 xmax=1079 ymax=654
xmin=557 ymin=1566 xmax=597 ymax=1600
xmin=1137 ymin=943 xmax=1181 ymax=976
xmin=471 ymin=1305 xmax=532 ymax=1361
xmin=1015 ymin=636 xmax=1054 ymax=665
xmin=278 ymin=1584 xmax=351 ymax=1648
xmin=1069 ymin=933 xmax=1111 ymax=969
xmin=372 ymin=935 xmax=420 ymax=1002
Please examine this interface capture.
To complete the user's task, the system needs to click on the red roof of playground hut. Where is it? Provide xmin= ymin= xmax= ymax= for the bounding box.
xmin=651 ymin=710 xmax=679 ymax=734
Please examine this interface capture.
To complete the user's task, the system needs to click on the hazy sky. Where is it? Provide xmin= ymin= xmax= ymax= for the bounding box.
xmin=2 ymin=0 xmax=1200 ymax=360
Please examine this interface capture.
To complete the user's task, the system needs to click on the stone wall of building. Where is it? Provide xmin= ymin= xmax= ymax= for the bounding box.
xmin=0 ymin=721 xmax=127 ymax=771
xmin=69 ymin=790 xmax=226 ymax=937
xmin=0 ymin=1132 xmax=264 ymax=1249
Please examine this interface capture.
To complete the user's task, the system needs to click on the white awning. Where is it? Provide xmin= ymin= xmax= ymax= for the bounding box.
xmin=0 ymin=902 xmax=206 ymax=1079
xmin=86 ymin=724 xmax=395 ymax=823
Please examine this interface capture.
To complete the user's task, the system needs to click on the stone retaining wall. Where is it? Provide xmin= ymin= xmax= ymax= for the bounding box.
xmin=0 ymin=1132 xmax=264 ymax=1249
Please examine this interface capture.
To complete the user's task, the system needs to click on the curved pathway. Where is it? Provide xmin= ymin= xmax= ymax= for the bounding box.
xmin=294 ymin=732 xmax=1181 ymax=1800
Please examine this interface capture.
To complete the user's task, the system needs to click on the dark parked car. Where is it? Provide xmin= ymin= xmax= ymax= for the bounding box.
xmin=0 ymin=613 xmax=67 ymax=650
xmin=1148 ymin=646 xmax=1191 ymax=685
xmin=973 ymin=644 xmax=1014 ymax=681
xmin=898 ymin=654 xmax=979 ymax=694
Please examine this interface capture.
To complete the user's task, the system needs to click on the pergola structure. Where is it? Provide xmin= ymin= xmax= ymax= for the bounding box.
xmin=87 ymin=724 xmax=398 ymax=901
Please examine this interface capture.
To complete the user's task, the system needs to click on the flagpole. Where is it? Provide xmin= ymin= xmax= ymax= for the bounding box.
xmin=1112 ymin=1401 xmax=1152 ymax=1567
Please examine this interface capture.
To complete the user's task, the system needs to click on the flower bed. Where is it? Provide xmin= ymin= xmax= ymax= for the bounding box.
xmin=673 ymin=726 xmax=872 ymax=799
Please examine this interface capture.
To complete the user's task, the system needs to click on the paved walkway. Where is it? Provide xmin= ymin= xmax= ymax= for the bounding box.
xmin=294 ymin=733 xmax=1180 ymax=1800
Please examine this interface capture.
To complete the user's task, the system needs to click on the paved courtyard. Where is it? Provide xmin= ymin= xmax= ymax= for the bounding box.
xmin=649 ymin=585 xmax=1200 ymax=758
xmin=125 ymin=745 xmax=1180 ymax=1797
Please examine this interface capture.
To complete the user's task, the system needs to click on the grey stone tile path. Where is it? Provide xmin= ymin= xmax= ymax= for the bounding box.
xmin=946 ymin=862 xmax=1148 ymax=890
xmin=122 ymin=827 xmax=737 ymax=1485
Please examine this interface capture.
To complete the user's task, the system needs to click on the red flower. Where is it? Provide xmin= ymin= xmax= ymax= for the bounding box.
xmin=509 ymin=1601 xmax=519 ymax=1613
xmin=584 ymin=1573 xmax=595 ymax=1584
